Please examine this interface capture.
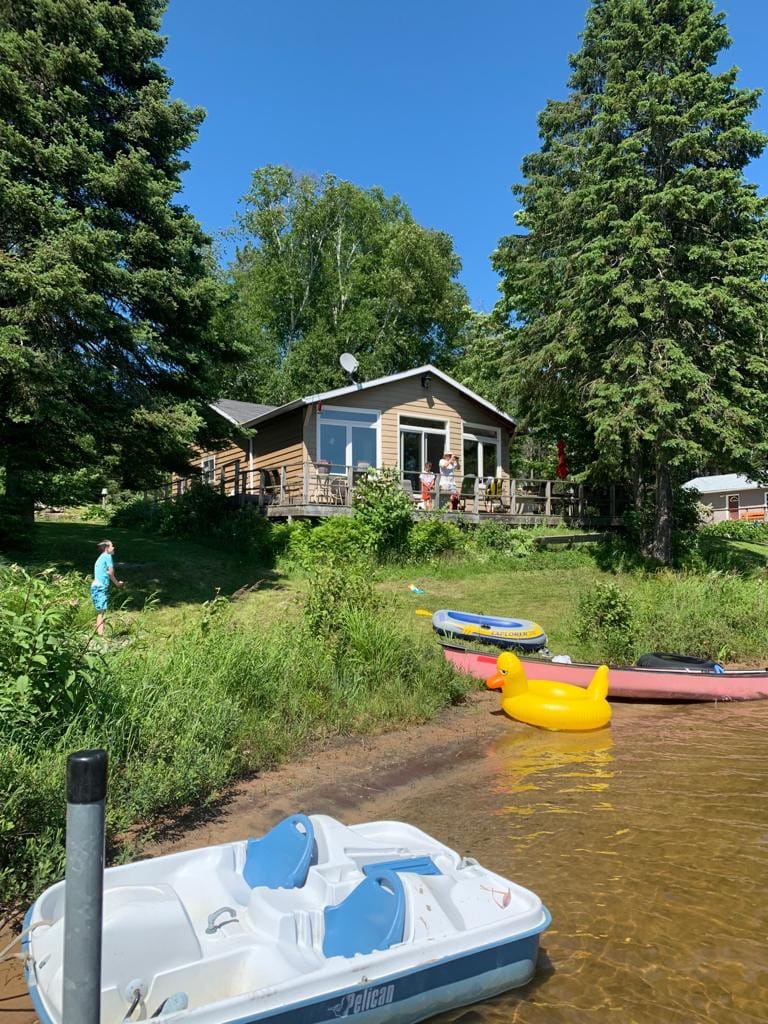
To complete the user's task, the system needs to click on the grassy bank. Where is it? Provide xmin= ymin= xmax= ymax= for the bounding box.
xmin=3 ymin=518 xmax=768 ymax=914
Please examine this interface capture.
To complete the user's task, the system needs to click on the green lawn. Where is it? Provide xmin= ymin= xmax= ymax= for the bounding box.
xmin=13 ymin=518 xmax=768 ymax=663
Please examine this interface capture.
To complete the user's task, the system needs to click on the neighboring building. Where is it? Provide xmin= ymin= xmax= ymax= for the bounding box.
xmin=683 ymin=473 xmax=768 ymax=522
xmin=185 ymin=365 xmax=517 ymax=510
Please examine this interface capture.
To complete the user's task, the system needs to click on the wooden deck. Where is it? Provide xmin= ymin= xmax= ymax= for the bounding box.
xmin=262 ymin=502 xmax=622 ymax=528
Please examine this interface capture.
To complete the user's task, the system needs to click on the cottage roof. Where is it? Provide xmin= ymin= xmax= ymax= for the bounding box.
xmin=212 ymin=365 xmax=516 ymax=430
xmin=682 ymin=473 xmax=764 ymax=494
xmin=211 ymin=399 xmax=277 ymax=425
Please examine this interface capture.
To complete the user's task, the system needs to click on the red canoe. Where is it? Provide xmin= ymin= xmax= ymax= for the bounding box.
xmin=441 ymin=644 xmax=768 ymax=702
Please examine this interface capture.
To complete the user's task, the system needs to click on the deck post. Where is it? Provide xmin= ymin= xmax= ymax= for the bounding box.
xmin=545 ymin=479 xmax=552 ymax=516
xmin=346 ymin=464 xmax=354 ymax=505
xmin=578 ymin=484 xmax=585 ymax=518
xmin=258 ymin=469 xmax=265 ymax=509
xmin=62 ymin=749 xmax=107 ymax=1024
xmin=303 ymin=461 xmax=310 ymax=503
xmin=474 ymin=475 xmax=479 ymax=514
xmin=510 ymin=478 xmax=516 ymax=515
xmin=280 ymin=465 xmax=286 ymax=505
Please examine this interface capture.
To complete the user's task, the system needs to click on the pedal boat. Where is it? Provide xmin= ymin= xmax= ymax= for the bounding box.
xmin=24 ymin=813 xmax=550 ymax=1024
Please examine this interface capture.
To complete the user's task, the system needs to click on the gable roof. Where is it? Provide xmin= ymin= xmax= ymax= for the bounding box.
xmin=212 ymin=366 xmax=516 ymax=430
xmin=682 ymin=473 xmax=765 ymax=494
xmin=211 ymin=398 xmax=277 ymax=425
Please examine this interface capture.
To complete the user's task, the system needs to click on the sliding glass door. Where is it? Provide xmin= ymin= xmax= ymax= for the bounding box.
xmin=399 ymin=417 xmax=447 ymax=488
xmin=463 ymin=428 xmax=499 ymax=482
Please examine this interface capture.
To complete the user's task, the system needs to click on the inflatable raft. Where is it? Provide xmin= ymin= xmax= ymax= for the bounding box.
xmin=432 ymin=609 xmax=548 ymax=652
xmin=440 ymin=642 xmax=768 ymax=702
xmin=24 ymin=814 xmax=550 ymax=1024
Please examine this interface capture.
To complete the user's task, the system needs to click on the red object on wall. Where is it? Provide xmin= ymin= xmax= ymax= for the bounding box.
xmin=556 ymin=439 xmax=569 ymax=480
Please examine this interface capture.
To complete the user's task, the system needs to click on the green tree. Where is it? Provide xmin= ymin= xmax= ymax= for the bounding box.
xmin=494 ymin=0 xmax=768 ymax=562
xmin=0 ymin=0 xmax=233 ymax=538
xmin=222 ymin=165 xmax=469 ymax=404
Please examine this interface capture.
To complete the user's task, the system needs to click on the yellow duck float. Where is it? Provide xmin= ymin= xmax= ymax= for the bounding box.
xmin=486 ymin=652 xmax=612 ymax=731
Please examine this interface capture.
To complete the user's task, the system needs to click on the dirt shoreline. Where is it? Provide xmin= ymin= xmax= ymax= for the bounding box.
xmin=0 ymin=689 xmax=503 ymax=1022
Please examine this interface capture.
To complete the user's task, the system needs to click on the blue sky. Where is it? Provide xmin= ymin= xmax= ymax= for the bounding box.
xmin=162 ymin=0 xmax=768 ymax=312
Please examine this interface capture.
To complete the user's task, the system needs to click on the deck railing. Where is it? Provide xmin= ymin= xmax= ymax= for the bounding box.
xmin=165 ymin=458 xmax=620 ymax=520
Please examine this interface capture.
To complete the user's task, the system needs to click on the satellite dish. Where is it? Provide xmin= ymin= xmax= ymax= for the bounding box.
xmin=340 ymin=352 xmax=359 ymax=375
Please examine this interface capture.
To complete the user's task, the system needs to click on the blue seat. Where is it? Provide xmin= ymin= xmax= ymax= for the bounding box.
xmin=243 ymin=814 xmax=315 ymax=890
xmin=323 ymin=869 xmax=405 ymax=959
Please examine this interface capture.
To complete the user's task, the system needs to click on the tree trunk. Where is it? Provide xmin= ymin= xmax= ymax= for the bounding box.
xmin=649 ymin=459 xmax=673 ymax=564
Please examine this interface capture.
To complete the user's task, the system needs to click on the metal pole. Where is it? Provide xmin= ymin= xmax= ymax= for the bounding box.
xmin=62 ymin=748 xmax=107 ymax=1024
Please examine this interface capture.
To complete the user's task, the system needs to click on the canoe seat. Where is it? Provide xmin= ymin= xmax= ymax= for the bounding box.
xmin=323 ymin=869 xmax=405 ymax=958
xmin=243 ymin=814 xmax=315 ymax=890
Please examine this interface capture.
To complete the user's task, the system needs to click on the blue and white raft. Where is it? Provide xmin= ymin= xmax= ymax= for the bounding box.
xmin=24 ymin=814 xmax=550 ymax=1024
xmin=432 ymin=609 xmax=548 ymax=652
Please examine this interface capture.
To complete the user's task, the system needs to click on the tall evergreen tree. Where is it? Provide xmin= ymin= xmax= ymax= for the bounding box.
xmin=223 ymin=166 xmax=469 ymax=405
xmin=0 ymin=0 xmax=231 ymax=533
xmin=494 ymin=0 xmax=768 ymax=562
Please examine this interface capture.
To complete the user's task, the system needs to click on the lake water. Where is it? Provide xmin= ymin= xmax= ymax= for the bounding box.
xmin=366 ymin=701 xmax=768 ymax=1023
xmin=3 ymin=700 xmax=766 ymax=1023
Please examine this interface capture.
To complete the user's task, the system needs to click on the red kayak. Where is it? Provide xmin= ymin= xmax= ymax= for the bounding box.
xmin=442 ymin=644 xmax=768 ymax=702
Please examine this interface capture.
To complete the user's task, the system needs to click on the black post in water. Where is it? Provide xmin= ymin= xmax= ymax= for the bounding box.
xmin=62 ymin=749 xmax=107 ymax=1024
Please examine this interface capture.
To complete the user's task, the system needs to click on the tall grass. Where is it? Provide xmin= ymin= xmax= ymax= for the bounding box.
xmin=572 ymin=571 xmax=768 ymax=664
xmin=0 ymin=590 xmax=472 ymax=914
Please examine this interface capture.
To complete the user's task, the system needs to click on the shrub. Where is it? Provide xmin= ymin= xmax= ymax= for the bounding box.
xmin=700 ymin=520 xmax=768 ymax=544
xmin=351 ymin=469 xmax=413 ymax=556
xmin=286 ymin=516 xmax=373 ymax=570
xmin=303 ymin=558 xmax=378 ymax=644
xmin=574 ymin=580 xmax=637 ymax=663
xmin=0 ymin=566 xmax=108 ymax=741
xmin=465 ymin=522 xmax=535 ymax=559
xmin=111 ymin=485 xmax=278 ymax=563
xmin=408 ymin=517 xmax=464 ymax=560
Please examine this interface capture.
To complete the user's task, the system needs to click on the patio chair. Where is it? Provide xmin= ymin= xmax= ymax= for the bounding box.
xmin=456 ymin=475 xmax=477 ymax=513
xmin=484 ymin=478 xmax=508 ymax=513
xmin=399 ymin=478 xmax=421 ymax=505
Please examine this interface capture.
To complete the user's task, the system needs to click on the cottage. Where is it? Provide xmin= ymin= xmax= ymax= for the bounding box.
xmin=185 ymin=365 xmax=518 ymax=516
xmin=683 ymin=473 xmax=768 ymax=522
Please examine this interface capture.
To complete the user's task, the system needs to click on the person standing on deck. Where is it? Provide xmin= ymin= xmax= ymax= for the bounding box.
xmin=91 ymin=539 xmax=123 ymax=636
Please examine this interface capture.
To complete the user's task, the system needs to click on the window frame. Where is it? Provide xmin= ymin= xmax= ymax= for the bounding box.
xmin=201 ymin=456 xmax=215 ymax=484
xmin=316 ymin=404 xmax=381 ymax=474
xmin=461 ymin=422 xmax=502 ymax=480
xmin=396 ymin=412 xmax=449 ymax=482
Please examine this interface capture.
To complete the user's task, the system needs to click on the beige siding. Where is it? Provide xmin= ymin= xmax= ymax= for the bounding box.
xmin=705 ymin=488 xmax=768 ymax=522
xmin=249 ymin=410 xmax=305 ymax=495
xmin=304 ymin=376 xmax=512 ymax=473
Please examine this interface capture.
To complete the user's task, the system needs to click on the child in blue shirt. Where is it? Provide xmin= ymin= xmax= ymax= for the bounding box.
xmin=92 ymin=539 xmax=124 ymax=635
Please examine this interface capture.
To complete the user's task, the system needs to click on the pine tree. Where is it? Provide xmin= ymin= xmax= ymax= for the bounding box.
xmin=494 ymin=0 xmax=768 ymax=562
xmin=0 ymin=0 xmax=230 ymax=534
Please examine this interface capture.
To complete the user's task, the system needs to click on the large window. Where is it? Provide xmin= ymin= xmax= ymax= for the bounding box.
xmin=399 ymin=416 xmax=447 ymax=488
xmin=317 ymin=408 xmax=378 ymax=473
xmin=463 ymin=427 xmax=499 ymax=482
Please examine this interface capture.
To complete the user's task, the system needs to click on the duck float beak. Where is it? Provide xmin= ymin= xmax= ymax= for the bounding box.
xmin=486 ymin=672 xmax=504 ymax=690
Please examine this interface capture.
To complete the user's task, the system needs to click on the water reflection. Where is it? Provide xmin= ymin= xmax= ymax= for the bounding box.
xmin=373 ymin=702 xmax=768 ymax=1023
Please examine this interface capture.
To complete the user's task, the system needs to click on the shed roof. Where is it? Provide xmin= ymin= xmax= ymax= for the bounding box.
xmin=682 ymin=473 xmax=764 ymax=494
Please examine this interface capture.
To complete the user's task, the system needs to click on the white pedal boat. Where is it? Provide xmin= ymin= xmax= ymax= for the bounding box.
xmin=24 ymin=813 xmax=550 ymax=1024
